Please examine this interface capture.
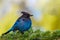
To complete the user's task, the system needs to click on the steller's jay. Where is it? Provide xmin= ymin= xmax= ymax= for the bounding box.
xmin=3 ymin=11 xmax=33 ymax=34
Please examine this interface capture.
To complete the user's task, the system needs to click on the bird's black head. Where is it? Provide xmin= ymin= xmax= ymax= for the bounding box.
xmin=21 ymin=11 xmax=33 ymax=18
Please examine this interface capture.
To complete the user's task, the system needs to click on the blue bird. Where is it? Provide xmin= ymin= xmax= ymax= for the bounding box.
xmin=3 ymin=11 xmax=33 ymax=34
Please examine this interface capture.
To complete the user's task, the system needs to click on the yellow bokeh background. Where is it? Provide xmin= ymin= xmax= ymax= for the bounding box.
xmin=32 ymin=0 xmax=60 ymax=31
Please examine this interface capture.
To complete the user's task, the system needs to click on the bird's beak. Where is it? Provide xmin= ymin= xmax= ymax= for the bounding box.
xmin=30 ymin=15 xmax=33 ymax=16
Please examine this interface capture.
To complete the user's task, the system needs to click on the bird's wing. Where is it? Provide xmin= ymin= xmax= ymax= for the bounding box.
xmin=17 ymin=18 xmax=31 ymax=31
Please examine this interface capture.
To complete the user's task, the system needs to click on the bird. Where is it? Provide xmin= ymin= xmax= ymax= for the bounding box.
xmin=3 ymin=11 xmax=33 ymax=35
